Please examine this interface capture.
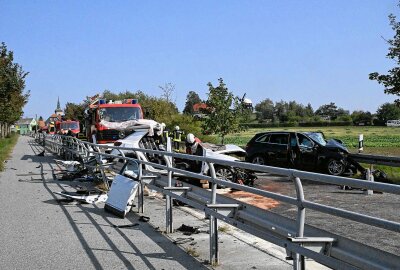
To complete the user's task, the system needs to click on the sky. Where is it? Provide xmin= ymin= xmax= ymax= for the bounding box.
xmin=1 ymin=0 xmax=399 ymax=119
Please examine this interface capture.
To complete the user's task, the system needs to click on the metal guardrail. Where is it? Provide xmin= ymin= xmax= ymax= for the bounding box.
xmin=350 ymin=153 xmax=400 ymax=167
xmin=33 ymin=133 xmax=400 ymax=270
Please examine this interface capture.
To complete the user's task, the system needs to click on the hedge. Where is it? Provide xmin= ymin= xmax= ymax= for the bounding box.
xmin=241 ymin=121 xmax=353 ymax=128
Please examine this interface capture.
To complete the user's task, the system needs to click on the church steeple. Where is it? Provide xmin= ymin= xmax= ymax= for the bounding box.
xmin=56 ymin=96 xmax=61 ymax=110
xmin=55 ymin=96 xmax=63 ymax=116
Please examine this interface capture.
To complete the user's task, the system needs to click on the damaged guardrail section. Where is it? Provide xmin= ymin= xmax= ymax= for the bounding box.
xmin=33 ymin=133 xmax=400 ymax=270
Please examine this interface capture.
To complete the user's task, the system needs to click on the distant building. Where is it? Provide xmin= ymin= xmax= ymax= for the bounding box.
xmin=46 ymin=97 xmax=64 ymax=125
xmin=193 ymin=103 xmax=208 ymax=113
xmin=45 ymin=113 xmax=62 ymax=126
xmin=37 ymin=119 xmax=46 ymax=130
xmin=192 ymin=103 xmax=210 ymax=119
xmin=15 ymin=118 xmax=37 ymax=134
xmin=320 ymin=115 xmax=331 ymax=121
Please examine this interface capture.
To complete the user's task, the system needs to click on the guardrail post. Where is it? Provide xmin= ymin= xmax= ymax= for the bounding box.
xmin=165 ymin=158 xmax=173 ymax=234
xmin=364 ymin=168 xmax=374 ymax=195
xmin=293 ymin=176 xmax=305 ymax=270
xmin=137 ymin=159 xmax=145 ymax=214
xmin=208 ymin=162 xmax=219 ymax=266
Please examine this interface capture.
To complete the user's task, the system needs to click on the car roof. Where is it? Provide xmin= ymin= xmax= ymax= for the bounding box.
xmin=254 ymin=131 xmax=291 ymax=136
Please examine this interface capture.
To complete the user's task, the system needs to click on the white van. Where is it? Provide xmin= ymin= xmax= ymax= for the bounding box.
xmin=386 ymin=119 xmax=400 ymax=127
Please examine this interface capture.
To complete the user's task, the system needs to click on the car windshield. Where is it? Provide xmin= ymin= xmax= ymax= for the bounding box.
xmin=99 ymin=107 xmax=141 ymax=122
xmin=61 ymin=122 xmax=79 ymax=129
xmin=306 ymin=132 xmax=326 ymax=146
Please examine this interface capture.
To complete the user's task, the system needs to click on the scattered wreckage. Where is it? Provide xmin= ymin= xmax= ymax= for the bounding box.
xmin=52 ymin=119 xmax=256 ymax=218
xmin=109 ymin=121 xmax=257 ymax=186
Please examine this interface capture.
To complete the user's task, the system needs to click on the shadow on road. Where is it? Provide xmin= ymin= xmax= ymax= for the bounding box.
xmin=26 ymin=138 xmax=208 ymax=270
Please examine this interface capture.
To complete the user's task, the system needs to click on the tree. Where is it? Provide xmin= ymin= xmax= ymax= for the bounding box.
xmin=315 ymin=103 xmax=337 ymax=120
xmin=254 ymin=98 xmax=274 ymax=121
xmin=64 ymin=102 xmax=86 ymax=122
xmin=315 ymin=102 xmax=348 ymax=121
xmin=0 ymin=42 xmax=29 ymax=137
xmin=202 ymin=78 xmax=243 ymax=144
xmin=305 ymin=103 xmax=314 ymax=117
xmin=274 ymin=100 xmax=289 ymax=122
xmin=369 ymin=6 xmax=400 ymax=105
xmin=376 ymin=102 xmax=400 ymax=124
xmin=351 ymin=110 xmax=373 ymax=125
xmin=101 ymin=89 xmax=179 ymax=124
xmin=183 ymin=91 xmax=202 ymax=114
xmin=159 ymin=82 xmax=175 ymax=104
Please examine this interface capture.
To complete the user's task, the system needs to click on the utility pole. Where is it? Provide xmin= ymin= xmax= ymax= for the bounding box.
xmin=35 ymin=114 xmax=38 ymax=134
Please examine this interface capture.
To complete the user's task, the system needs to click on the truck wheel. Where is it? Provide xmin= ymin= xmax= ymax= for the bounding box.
xmin=327 ymin=159 xmax=345 ymax=176
xmin=251 ymin=155 xmax=266 ymax=165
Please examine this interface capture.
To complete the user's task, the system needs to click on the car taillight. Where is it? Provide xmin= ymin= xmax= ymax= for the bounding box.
xmin=114 ymin=142 xmax=122 ymax=146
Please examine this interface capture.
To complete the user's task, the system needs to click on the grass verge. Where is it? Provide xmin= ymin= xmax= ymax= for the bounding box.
xmin=0 ymin=133 xmax=19 ymax=171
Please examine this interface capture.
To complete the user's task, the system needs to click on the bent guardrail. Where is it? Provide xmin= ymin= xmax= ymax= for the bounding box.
xmin=350 ymin=153 xmax=400 ymax=167
xmin=33 ymin=133 xmax=400 ymax=270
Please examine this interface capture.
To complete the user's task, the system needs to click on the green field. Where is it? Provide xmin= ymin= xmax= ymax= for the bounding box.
xmin=222 ymin=126 xmax=400 ymax=153
xmin=218 ymin=126 xmax=400 ymax=183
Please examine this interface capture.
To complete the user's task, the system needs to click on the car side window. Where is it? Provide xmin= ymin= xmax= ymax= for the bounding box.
xmin=297 ymin=134 xmax=313 ymax=148
xmin=255 ymin=134 xmax=270 ymax=143
xmin=269 ymin=134 xmax=289 ymax=145
xmin=290 ymin=136 xmax=297 ymax=147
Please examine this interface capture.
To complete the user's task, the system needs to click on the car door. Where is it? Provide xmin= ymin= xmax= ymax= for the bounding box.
xmin=267 ymin=133 xmax=290 ymax=167
xmin=247 ymin=133 xmax=271 ymax=164
xmin=296 ymin=133 xmax=317 ymax=170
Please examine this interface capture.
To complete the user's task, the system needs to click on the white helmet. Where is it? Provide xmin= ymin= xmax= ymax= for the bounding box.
xmin=186 ymin=133 xmax=195 ymax=144
xmin=175 ymin=126 xmax=180 ymax=131
xmin=161 ymin=122 xmax=166 ymax=128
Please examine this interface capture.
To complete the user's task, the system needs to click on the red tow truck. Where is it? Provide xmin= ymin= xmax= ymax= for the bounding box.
xmin=84 ymin=97 xmax=144 ymax=144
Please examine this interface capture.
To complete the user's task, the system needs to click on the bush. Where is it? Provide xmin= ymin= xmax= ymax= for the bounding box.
xmin=241 ymin=121 xmax=353 ymax=128
xmin=299 ymin=121 xmax=352 ymax=127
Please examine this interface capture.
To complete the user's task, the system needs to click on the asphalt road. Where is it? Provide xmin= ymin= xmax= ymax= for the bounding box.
xmin=227 ymin=173 xmax=400 ymax=256
xmin=0 ymin=136 xmax=292 ymax=270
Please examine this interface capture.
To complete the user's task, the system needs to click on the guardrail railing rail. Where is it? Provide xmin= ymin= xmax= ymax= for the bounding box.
xmin=32 ymin=133 xmax=400 ymax=270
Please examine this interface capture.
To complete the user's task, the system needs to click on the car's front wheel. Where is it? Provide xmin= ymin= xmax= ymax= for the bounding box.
xmin=215 ymin=166 xmax=234 ymax=182
xmin=327 ymin=159 xmax=346 ymax=176
xmin=251 ymin=155 xmax=266 ymax=165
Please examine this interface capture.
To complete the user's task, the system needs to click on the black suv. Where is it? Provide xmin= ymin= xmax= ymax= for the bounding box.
xmin=245 ymin=131 xmax=358 ymax=176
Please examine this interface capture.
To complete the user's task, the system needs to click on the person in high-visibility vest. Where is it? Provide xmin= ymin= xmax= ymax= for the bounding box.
xmin=160 ymin=123 xmax=169 ymax=145
xmin=171 ymin=125 xmax=184 ymax=150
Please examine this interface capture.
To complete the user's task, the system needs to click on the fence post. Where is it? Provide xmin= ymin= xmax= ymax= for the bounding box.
xmin=293 ymin=176 xmax=305 ymax=270
xmin=364 ymin=168 xmax=374 ymax=195
xmin=135 ymin=157 xmax=145 ymax=214
xmin=208 ymin=162 xmax=219 ymax=266
xmin=165 ymin=156 xmax=173 ymax=234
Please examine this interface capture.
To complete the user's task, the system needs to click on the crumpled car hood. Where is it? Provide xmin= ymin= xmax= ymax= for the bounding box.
xmin=325 ymin=139 xmax=349 ymax=153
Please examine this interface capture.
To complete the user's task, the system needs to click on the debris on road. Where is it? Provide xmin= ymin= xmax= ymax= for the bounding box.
xmin=139 ymin=216 xmax=150 ymax=222
xmin=113 ymin=223 xmax=139 ymax=228
xmin=173 ymin=237 xmax=195 ymax=245
xmin=177 ymin=224 xmax=200 ymax=235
